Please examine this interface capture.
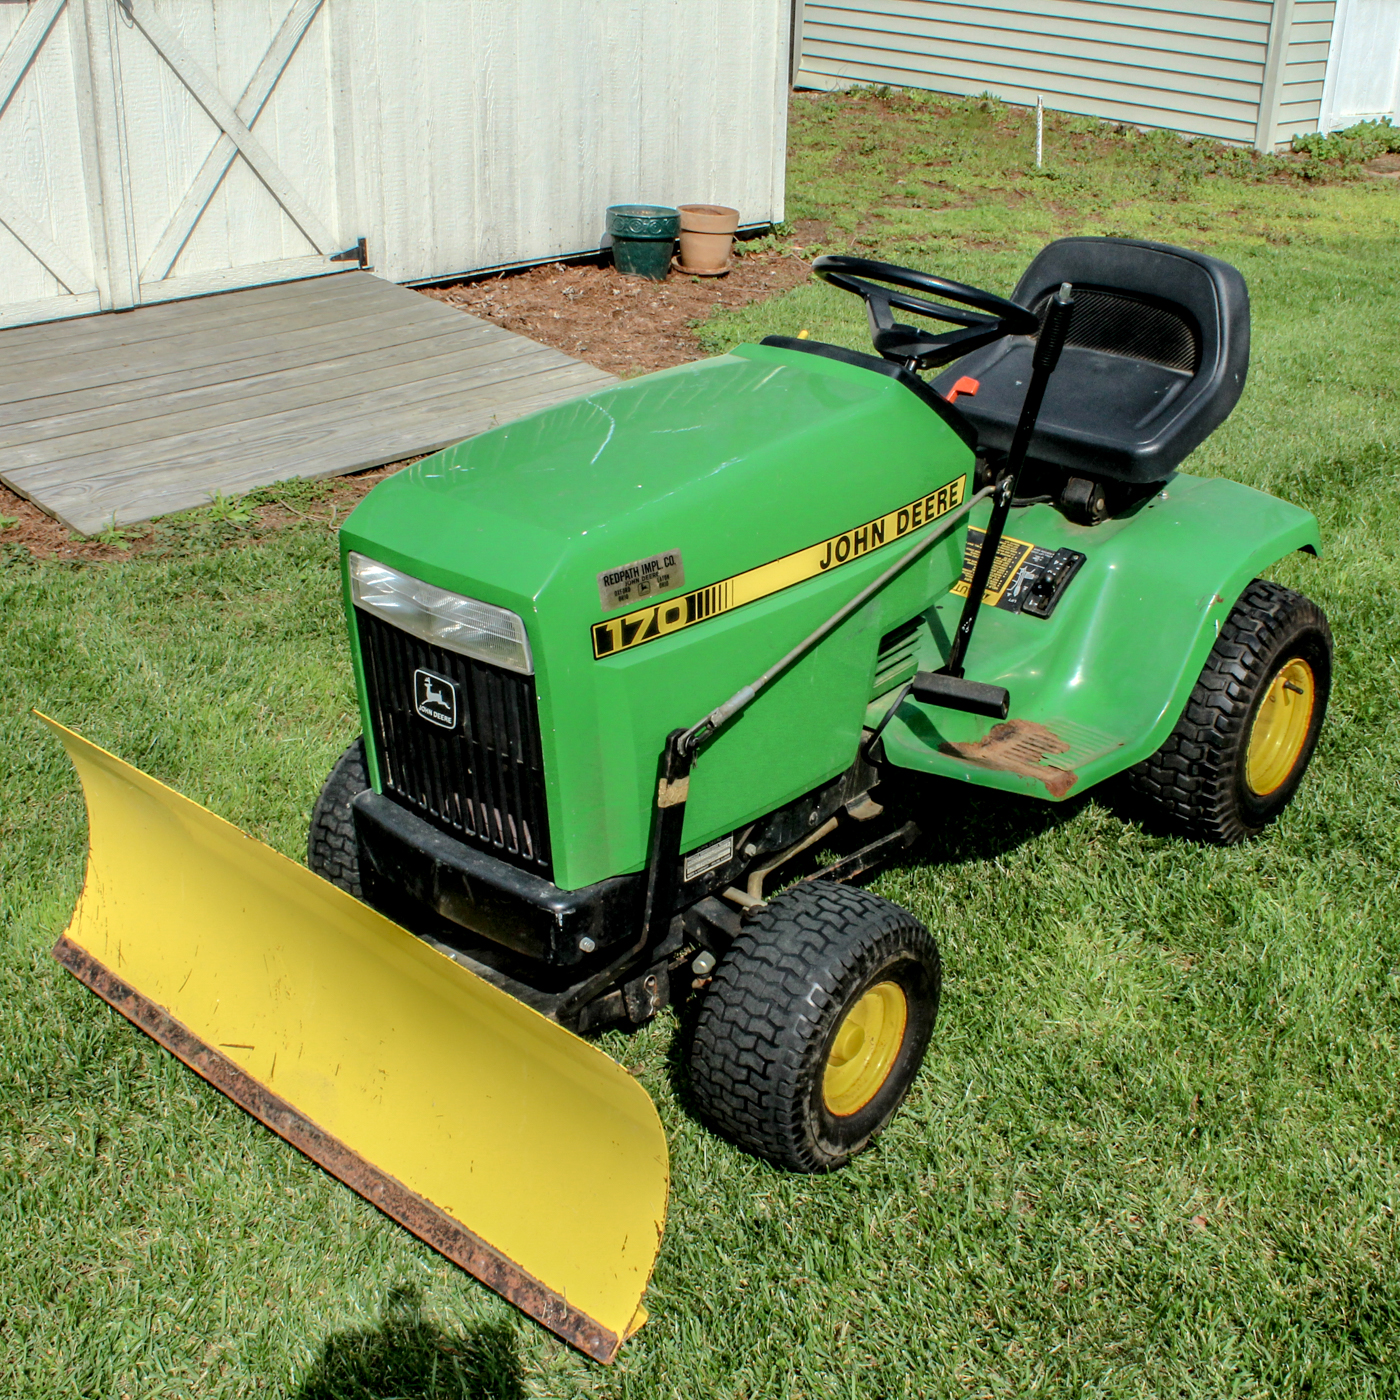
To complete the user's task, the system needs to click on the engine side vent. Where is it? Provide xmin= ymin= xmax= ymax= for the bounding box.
xmin=356 ymin=609 xmax=553 ymax=879
xmin=873 ymin=617 xmax=923 ymax=697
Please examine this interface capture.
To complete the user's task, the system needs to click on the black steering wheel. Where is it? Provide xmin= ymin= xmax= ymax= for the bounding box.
xmin=812 ymin=255 xmax=1039 ymax=371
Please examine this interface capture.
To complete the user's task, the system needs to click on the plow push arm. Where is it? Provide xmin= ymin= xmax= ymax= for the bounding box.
xmin=635 ymin=479 xmax=996 ymax=952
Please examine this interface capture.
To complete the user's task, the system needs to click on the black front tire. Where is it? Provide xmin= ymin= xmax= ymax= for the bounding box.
xmin=1123 ymin=579 xmax=1332 ymax=845
xmin=307 ymin=738 xmax=369 ymax=896
xmin=688 ymin=881 xmax=941 ymax=1172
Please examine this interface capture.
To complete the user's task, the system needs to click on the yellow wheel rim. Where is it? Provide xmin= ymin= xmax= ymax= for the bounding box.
xmin=822 ymin=981 xmax=908 ymax=1117
xmin=1246 ymin=657 xmax=1316 ymax=796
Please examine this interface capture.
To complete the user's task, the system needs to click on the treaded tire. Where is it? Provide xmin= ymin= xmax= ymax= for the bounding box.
xmin=1123 ymin=579 xmax=1331 ymax=845
xmin=688 ymin=881 xmax=940 ymax=1172
xmin=307 ymin=738 xmax=369 ymax=897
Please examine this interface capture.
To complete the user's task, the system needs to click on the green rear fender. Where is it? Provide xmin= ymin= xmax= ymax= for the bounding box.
xmin=878 ymin=472 xmax=1322 ymax=799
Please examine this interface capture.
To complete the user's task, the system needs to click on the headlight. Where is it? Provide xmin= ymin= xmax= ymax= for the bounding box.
xmin=348 ymin=552 xmax=534 ymax=675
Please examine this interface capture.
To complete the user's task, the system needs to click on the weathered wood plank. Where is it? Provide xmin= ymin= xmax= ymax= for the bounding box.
xmin=10 ymin=354 xmax=612 ymax=493
xmin=0 ymin=273 xmax=614 ymax=534
xmin=0 ymin=316 xmax=508 ymax=431
xmin=5 ymin=334 xmax=577 ymax=465
xmin=0 ymin=272 xmax=394 ymax=365
xmin=0 ymin=272 xmax=485 ymax=370
xmin=14 ymin=362 xmax=613 ymax=534
xmin=18 ymin=358 xmax=611 ymax=499
xmin=0 ymin=302 xmax=513 ymax=415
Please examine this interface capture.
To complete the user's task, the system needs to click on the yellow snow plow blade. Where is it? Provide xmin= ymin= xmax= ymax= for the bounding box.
xmin=39 ymin=716 xmax=667 ymax=1363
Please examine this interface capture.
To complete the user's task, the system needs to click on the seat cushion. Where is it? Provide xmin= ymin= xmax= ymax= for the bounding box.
xmin=948 ymin=340 xmax=1196 ymax=481
xmin=932 ymin=237 xmax=1249 ymax=484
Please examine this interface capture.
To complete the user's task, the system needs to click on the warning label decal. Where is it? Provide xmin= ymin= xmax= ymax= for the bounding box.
xmin=591 ymin=474 xmax=968 ymax=659
xmin=950 ymin=528 xmax=1036 ymax=608
xmin=952 ymin=528 xmax=1087 ymax=616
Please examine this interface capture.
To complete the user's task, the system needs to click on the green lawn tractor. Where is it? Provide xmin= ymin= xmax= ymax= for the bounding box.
xmin=45 ymin=237 xmax=1331 ymax=1360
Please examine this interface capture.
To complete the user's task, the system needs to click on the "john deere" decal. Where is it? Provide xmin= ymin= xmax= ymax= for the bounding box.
xmin=591 ymin=474 xmax=967 ymax=659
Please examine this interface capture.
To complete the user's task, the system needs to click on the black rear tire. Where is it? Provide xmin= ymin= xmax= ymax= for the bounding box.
xmin=307 ymin=738 xmax=369 ymax=896
xmin=1123 ymin=579 xmax=1331 ymax=845
xmin=688 ymin=881 xmax=940 ymax=1172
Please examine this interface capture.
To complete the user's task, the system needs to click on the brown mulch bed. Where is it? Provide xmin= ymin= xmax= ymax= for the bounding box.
xmin=420 ymin=241 xmax=813 ymax=377
xmin=3 ymin=239 xmax=818 ymax=561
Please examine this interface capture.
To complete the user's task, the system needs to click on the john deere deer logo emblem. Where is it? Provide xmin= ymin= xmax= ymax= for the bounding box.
xmin=413 ymin=669 xmax=457 ymax=730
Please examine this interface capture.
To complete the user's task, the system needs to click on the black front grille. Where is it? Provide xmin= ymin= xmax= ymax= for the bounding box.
xmin=356 ymin=609 xmax=553 ymax=879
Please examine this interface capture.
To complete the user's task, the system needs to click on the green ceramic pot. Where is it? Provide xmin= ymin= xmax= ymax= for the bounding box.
xmin=606 ymin=204 xmax=679 ymax=280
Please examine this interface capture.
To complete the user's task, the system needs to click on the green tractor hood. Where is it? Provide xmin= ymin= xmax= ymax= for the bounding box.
xmin=340 ymin=343 xmax=977 ymax=890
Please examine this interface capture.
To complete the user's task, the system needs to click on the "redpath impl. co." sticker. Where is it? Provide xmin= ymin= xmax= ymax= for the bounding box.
xmin=597 ymin=550 xmax=685 ymax=611
xmin=591 ymin=473 xmax=967 ymax=659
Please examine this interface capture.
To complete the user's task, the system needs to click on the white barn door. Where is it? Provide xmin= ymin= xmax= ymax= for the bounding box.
xmin=99 ymin=0 xmax=356 ymax=308
xmin=1320 ymin=0 xmax=1400 ymax=129
xmin=2 ymin=1 xmax=789 ymax=329
xmin=0 ymin=0 xmax=355 ymax=329
xmin=0 ymin=0 xmax=105 ymax=329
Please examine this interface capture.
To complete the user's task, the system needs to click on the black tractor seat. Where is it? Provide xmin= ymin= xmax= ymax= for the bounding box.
xmin=932 ymin=237 xmax=1250 ymax=488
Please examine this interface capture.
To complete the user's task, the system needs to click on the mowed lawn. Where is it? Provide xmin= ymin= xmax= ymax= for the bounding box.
xmin=4 ymin=92 xmax=1400 ymax=1399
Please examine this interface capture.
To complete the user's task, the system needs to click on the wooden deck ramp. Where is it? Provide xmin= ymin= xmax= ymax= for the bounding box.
xmin=0 ymin=273 xmax=616 ymax=536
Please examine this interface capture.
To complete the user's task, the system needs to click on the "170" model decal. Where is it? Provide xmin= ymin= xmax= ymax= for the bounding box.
xmin=590 ymin=474 xmax=968 ymax=659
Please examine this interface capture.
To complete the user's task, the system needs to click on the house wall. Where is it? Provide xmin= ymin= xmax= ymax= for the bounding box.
xmin=794 ymin=0 xmax=1335 ymax=150
xmin=1277 ymin=2 xmax=1339 ymax=145
xmin=344 ymin=0 xmax=789 ymax=286
xmin=1319 ymin=0 xmax=1400 ymax=129
xmin=0 ymin=0 xmax=789 ymax=329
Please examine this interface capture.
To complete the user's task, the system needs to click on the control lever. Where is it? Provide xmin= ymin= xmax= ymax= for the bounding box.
xmin=941 ymin=282 xmax=1076 ymax=678
xmin=910 ymin=670 xmax=1009 ymax=719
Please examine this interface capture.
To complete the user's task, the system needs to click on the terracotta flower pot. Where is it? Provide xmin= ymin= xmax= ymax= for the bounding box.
xmin=677 ymin=204 xmax=740 ymax=275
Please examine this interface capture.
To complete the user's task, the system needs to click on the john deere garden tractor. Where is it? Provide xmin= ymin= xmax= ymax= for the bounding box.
xmin=44 ymin=237 xmax=1331 ymax=1360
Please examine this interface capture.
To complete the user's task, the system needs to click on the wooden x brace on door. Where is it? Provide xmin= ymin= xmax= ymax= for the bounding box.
xmin=0 ymin=0 xmax=95 ymax=295
xmin=121 ymin=0 xmax=340 ymax=283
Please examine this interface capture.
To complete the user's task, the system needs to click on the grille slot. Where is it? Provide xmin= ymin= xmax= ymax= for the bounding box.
xmin=356 ymin=609 xmax=552 ymax=878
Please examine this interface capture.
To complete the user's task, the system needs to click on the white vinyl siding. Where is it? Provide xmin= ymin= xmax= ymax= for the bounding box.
xmin=1274 ymin=2 xmax=1338 ymax=144
xmin=796 ymin=0 xmax=1337 ymax=149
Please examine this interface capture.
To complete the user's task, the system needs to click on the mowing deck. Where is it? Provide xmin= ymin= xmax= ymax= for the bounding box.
xmin=0 ymin=272 xmax=616 ymax=536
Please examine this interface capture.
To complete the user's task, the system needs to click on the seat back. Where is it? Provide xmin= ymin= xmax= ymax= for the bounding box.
xmin=932 ymin=237 xmax=1250 ymax=485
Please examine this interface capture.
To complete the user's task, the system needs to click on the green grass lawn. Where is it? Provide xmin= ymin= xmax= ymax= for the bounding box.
xmin=4 ymin=92 xmax=1400 ymax=1398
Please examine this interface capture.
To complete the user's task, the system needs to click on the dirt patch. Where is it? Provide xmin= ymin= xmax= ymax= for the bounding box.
xmin=788 ymin=219 xmax=833 ymax=252
xmin=1365 ymin=153 xmax=1400 ymax=176
xmin=1 ymin=482 xmax=108 ymax=562
xmin=419 ymin=243 xmax=814 ymax=379
xmin=0 ymin=467 xmax=402 ymax=564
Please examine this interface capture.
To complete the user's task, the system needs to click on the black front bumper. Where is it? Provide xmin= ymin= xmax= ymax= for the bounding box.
xmin=352 ymin=792 xmax=640 ymax=968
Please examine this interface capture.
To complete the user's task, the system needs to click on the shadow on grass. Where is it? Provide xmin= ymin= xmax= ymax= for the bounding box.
xmin=889 ymin=769 xmax=1094 ymax=868
xmin=293 ymin=1286 xmax=524 ymax=1400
